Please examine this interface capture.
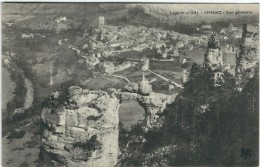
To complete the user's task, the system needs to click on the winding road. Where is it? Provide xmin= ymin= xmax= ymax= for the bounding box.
xmin=110 ymin=70 xmax=183 ymax=89
xmin=147 ymin=70 xmax=184 ymax=88
xmin=24 ymin=77 xmax=34 ymax=109
xmin=110 ymin=74 xmax=131 ymax=83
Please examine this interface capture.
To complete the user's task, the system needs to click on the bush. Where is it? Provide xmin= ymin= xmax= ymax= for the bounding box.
xmin=18 ymin=162 xmax=28 ymax=167
xmin=73 ymin=135 xmax=101 ymax=151
xmin=68 ymin=135 xmax=102 ymax=161
xmin=7 ymin=129 xmax=26 ymax=139
xmin=40 ymin=57 xmax=48 ymax=64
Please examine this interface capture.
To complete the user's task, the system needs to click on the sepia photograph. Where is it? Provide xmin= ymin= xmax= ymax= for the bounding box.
xmin=1 ymin=2 xmax=259 ymax=167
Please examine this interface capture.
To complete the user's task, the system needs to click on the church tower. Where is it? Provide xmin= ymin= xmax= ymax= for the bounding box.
xmin=139 ymin=72 xmax=152 ymax=95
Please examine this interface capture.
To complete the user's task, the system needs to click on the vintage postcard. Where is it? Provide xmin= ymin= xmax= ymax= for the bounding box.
xmin=1 ymin=2 xmax=259 ymax=167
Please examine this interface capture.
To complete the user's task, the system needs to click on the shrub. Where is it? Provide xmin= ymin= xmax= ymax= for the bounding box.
xmin=18 ymin=162 xmax=28 ymax=167
xmin=7 ymin=129 xmax=26 ymax=139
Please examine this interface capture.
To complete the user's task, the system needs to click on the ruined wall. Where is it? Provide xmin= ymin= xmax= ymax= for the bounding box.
xmin=41 ymin=86 xmax=177 ymax=166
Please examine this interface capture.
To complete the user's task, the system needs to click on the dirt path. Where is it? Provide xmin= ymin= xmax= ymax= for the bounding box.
xmin=148 ymin=70 xmax=184 ymax=88
xmin=110 ymin=74 xmax=131 ymax=83
xmin=24 ymin=78 xmax=33 ymax=109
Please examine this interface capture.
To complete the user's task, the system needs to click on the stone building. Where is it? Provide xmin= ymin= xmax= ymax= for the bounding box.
xmin=139 ymin=73 xmax=152 ymax=95
xmin=140 ymin=57 xmax=149 ymax=71
xmin=182 ymin=69 xmax=189 ymax=83
xmin=229 ymin=23 xmax=234 ymax=32
xmin=99 ymin=16 xmax=105 ymax=25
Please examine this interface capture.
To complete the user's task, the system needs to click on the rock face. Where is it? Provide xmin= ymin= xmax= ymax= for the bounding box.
xmin=41 ymin=86 xmax=120 ymax=167
xmin=99 ymin=61 xmax=132 ymax=74
xmin=41 ymin=86 xmax=177 ymax=166
xmin=85 ymin=55 xmax=100 ymax=69
xmin=203 ymin=33 xmax=226 ymax=87
xmin=236 ymin=24 xmax=259 ymax=86
xmin=109 ymin=88 xmax=178 ymax=127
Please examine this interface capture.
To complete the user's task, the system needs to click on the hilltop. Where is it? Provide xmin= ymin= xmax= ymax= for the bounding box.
xmin=3 ymin=3 xmax=258 ymax=27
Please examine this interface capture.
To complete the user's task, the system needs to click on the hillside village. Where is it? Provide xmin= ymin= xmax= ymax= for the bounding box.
xmin=2 ymin=8 xmax=259 ymax=108
xmin=3 ymin=12 xmax=259 ymax=97
xmin=48 ymin=16 xmax=258 ymax=91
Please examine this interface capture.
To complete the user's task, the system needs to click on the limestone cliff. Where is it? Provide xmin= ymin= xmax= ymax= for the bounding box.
xmin=204 ymin=33 xmax=223 ymax=70
xmin=41 ymin=86 xmax=120 ymax=167
xmin=41 ymin=86 xmax=178 ymax=166
xmin=236 ymin=24 xmax=259 ymax=86
xmin=99 ymin=61 xmax=132 ymax=74
xmin=108 ymin=88 xmax=178 ymax=127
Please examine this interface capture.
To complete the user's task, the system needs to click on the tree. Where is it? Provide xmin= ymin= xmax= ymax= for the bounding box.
xmin=149 ymin=63 xmax=246 ymax=165
xmin=120 ymin=63 xmax=258 ymax=166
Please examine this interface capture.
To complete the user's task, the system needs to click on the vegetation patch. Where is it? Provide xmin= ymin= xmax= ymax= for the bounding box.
xmin=7 ymin=129 xmax=26 ymax=139
xmin=69 ymin=135 xmax=102 ymax=161
xmin=118 ymin=63 xmax=259 ymax=166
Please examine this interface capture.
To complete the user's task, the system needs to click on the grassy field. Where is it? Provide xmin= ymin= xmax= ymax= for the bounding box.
xmin=81 ymin=76 xmax=127 ymax=90
xmin=102 ymin=50 xmax=142 ymax=62
xmin=184 ymin=47 xmax=205 ymax=65
xmin=114 ymin=66 xmax=140 ymax=77
xmin=118 ymin=50 xmax=142 ymax=61
xmin=1 ymin=14 xmax=35 ymax=22
xmin=113 ymin=60 xmax=183 ymax=94
xmin=118 ymin=100 xmax=145 ymax=131
xmin=153 ymin=69 xmax=182 ymax=79
xmin=150 ymin=59 xmax=183 ymax=71
xmin=2 ymin=116 xmax=41 ymax=167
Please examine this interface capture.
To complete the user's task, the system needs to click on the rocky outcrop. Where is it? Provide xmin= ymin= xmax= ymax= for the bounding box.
xmin=236 ymin=24 xmax=259 ymax=86
xmin=85 ymin=55 xmax=100 ymax=69
xmin=2 ymin=55 xmax=15 ymax=71
xmin=41 ymin=86 xmax=178 ymax=166
xmin=99 ymin=61 xmax=132 ymax=74
xmin=108 ymin=88 xmax=178 ymax=127
xmin=41 ymin=86 xmax=120 ymax=167
xmin=204 ymin=33 xmax=223 ymax=70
